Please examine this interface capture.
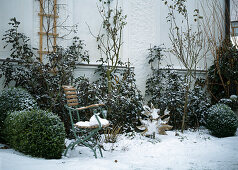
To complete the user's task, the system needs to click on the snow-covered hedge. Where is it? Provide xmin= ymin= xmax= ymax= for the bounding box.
xmin=0 ymin=87 xmax=37 ymax=142
xmin=4 ymin=109 xmax=66 ymax=159
xmin=206 ymin=104 xmax=238 ymax=137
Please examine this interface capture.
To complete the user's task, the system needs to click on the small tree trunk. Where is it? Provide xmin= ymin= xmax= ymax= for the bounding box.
xmin=181 ymin=73 xmax=190 ymax=133
xmin=106 ymin=69 xmax=112 ymax=114
xmin=107 ymin=69 xmax=112 ymax=95
xmin=181 ymin=84 xmax=189 ymax=133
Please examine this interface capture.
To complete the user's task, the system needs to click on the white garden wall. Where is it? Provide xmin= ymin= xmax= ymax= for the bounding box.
xmin=0 ymin=0 xmax=225 ymax=94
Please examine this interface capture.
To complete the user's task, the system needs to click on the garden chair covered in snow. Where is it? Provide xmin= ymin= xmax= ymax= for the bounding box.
xmin=62 ymin=85 xmax=110 ymax=158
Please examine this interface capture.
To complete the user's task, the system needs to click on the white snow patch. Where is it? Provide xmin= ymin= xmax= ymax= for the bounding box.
xmin=1 ymin=128 xmax=238 ymax=170
xmin=89 ymin=115 xmax=109 ymax=126
xmin=75 ymin=114 xmax=109 ymax=127
xmin=151 ymin=108 xmax=159 ymax=119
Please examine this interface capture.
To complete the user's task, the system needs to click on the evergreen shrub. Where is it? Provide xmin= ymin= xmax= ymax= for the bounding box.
xmin=219 ymin=95 xmax=238 ymax=112
xmin=206 ymin=104 xmax=238 ymax=137
xmin=0 ymin=18 xmax=90 ymax=135
xmin=74 ymin=65 xmax=144 ymax=132
xmin=207 ymin=39 xmax=238 ymax=102
xmin=145 ymin=46 xmax=210 ymax=129
xmin=4 ymin=109 xmax=66 ymax=159
xmin=0 ymin=87 xmax=37 ymax=141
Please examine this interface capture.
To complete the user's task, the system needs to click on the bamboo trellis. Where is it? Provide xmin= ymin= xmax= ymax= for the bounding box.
xmin=38 ymin=0 xmax=58 ymax=62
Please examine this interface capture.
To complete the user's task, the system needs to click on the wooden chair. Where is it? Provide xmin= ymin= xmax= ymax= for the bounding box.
xmin=62 ymin=85 xmax=109 ymax=158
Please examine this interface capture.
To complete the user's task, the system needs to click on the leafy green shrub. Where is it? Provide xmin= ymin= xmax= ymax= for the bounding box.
xmin=145 ymin=46 xmax=165 ymax=107
xmin=74 ymin=64 xmax=144 ymax=132
xmin=207 ymin=39 xmax=238 ymax=102
xmin=145 ymin=46 xmax=210 ymax=129
xmin=0 ymin=87 xmax=37 ymax=141
xmin=206 ymin=104 xmax=238 ymax=137
xmin=4 ymin=109 xmax=66 ymax=159
xmin=73 ymin=0 xmax=143 ymax=132
xmin=154 ymin=70 xmax=185 ymax=129
xmin=0 ymin=18 xmax=90 ymax=135
xmin=219 ymin=95 xmax=238 ymax=112
xmin=103 ymin=64 xmax=143 ymax=132
xmin=157 ymin=72 xmax=210 ymax=129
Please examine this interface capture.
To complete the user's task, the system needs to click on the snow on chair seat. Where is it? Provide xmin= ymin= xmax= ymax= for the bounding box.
xmin=75 ymin=115 xmax=110 ymax=129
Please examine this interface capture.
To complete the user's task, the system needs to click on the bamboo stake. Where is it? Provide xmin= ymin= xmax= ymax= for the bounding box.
xmin=39 ymin=0 xmax=43 ymax=62
xmin=53 ymin=0 xmax=57 ymax=52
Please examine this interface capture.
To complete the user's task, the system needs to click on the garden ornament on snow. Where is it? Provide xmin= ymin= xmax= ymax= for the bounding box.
xmin=137 ymin=104 xmax=173 ymax=137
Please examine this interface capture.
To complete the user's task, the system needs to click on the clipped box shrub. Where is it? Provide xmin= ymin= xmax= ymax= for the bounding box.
xmin=4 ymin=109 xmax=66 ymax=159
xmin=0 ymin=87 xmax=37 ymax=141
xmin=206 ymin=104 xmax=238 ymax=137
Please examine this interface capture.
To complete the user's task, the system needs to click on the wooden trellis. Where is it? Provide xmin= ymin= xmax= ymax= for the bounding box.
xmin=38 ymin=0 xmax=59 ymax=62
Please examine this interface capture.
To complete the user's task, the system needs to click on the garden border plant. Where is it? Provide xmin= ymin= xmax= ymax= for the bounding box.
xmin=89 ymin=0 xmax=127 ymax=95
xmin=207 ymin=38 xmax=238 ymax=103
xmin=4 ymin=109 xmax=66 ymax=159
xmin=82 ymin=0 xmax=144 ymax=132
xmin=0 ymin=87 xmax=38 ymax=142
xmin=74 ymin=61 xmax=144 ymax=132
xmin=162 ymin=0 xmax=210 ymax=132
xmin=145 ymin=46 xmax=210 ymax=130
xmin=201 ymin=0 xmax=238 ymax=102
xmin=0 ymin=18 xmax=90 ymax=134
xmin=206 ymin=104 xmax=238 ymax=137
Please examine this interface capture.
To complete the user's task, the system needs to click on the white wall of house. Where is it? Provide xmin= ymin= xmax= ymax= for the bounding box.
xmin=0 ymin=0 xmax=225 ymax=94
xmin=231 ymin=0 xmax=238 ymax=22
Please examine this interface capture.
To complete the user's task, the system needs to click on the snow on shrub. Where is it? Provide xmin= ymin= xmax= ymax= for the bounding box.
xmin=0 ymin=87 xmax=37 ymax=142
xmin=4 ymin=109 xmax=66 ymax=159
xmin=145 ymin=46 xmax=210 ymax=129
xmin=206 ymin=104 xmax=238 ymax=137
xmin=74 ymin=68 xmax=144 ymax=133
xmin=219 ymin=95 xmax=238 ymax=112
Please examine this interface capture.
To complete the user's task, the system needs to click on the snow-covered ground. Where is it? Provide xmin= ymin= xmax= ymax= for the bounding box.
xmin=0 ymin=128 xmax=238 ymax=170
